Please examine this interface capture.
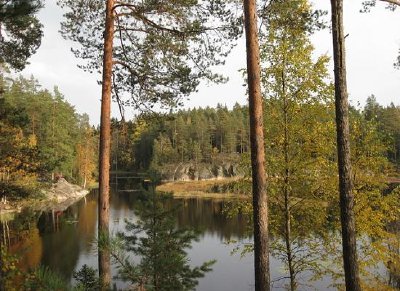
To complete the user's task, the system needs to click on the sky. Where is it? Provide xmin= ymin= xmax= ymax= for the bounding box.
xmin=18 ymin=1 xmax=400 ymax=125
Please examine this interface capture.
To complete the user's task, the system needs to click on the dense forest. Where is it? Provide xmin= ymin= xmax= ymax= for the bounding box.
xmin=109 ymin=99 xmax=400 ymax=174
xmin=0 ymin=75 xmax=98 ymax=197
xmin=2 ymin=74 xmax=399 ymax=193
xmin=3 ymin=74 xmax=398 ymax=189
xmin=110 ymin=104 xmax=250 ymax=172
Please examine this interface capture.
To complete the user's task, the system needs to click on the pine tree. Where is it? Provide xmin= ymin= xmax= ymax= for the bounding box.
xmin=0 ymin=0 xmax=43 ymax=70
xmin=112 ymin=193 xmax=215 ymax=291
xmin=243 ymin=0 xmax=270 ymax=289
xmin=330 ymin=0 xmax=362 ymax=289
xmin=58 ymin=0 xmax=242 ymax=111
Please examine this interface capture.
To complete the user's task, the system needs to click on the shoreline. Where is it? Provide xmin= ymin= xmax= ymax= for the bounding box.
xmin=0 ymin=179 xmax=90 ymax=220
xmin=156 ymin=178 xmax=248 ymax=199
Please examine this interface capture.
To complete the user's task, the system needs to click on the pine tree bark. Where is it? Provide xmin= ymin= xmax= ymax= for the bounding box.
xmin=98 ymin=0 xmax=114 ymax=288
xmin=243 ymin=1 xmax=270 ymax=290
xmin=330 ymin=1 xmax=361 ymax=290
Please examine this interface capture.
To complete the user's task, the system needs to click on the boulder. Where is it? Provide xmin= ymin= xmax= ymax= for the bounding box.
xmin=45 ymin=178 xmax=88 ymax=202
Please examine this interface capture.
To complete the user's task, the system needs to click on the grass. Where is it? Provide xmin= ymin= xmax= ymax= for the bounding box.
xmin=156 ymin=178 xmax=247 ymax=199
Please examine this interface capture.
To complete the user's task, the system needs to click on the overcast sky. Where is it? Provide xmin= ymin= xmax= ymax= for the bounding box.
xmin=18 ymin=1 xmax=400 ymax=125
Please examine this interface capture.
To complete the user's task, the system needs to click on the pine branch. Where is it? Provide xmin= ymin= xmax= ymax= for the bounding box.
xmin=379 ymin=0 xmax=400 ymax=5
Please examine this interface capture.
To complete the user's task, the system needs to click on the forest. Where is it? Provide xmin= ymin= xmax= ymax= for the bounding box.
xmin=110 ymin=98 xmax=400 ymax=173
xmin=0 ymin=75 xmax=98 ymax=197
xmin=1 ymin=0 xmax=400 ymax=290
xmin=2 ymin=78 xmax=400 ymax=196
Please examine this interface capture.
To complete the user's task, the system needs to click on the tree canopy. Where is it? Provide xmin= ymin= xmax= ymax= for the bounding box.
xmin=58 ymin=0 xmax=242 ymax=112
xmin=0 ymin=75 xmax=98 ymax=198
xmin=0 ymin=0 xmax=43 ymax=70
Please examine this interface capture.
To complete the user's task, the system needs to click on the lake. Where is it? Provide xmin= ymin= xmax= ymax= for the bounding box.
xmin=1 ymin=188 xmax=365 ymax=290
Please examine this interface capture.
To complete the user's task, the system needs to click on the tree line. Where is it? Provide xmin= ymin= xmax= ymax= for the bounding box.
xmin=111 ymin=97 xmax=400 ymax=180
xmin=109 ymin=104 xmax=250 ymax=171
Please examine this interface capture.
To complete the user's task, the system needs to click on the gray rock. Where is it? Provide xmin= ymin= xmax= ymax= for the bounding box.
xmin=159 ymin=160 xmax=243 ymax=182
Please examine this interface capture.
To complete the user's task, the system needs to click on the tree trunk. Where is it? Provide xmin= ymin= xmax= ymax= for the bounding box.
xmin=0 ymin=222 xmax=5 ymax=291
xmin=282 ymin=70 xmax=295 ymax=291
xmin=98 ymin=0 xmax=114 ymax=289
xmin=330 ymin=1 xmax=361 ymax=290
xmin=243 ymin=1 xmax=270 ymax=290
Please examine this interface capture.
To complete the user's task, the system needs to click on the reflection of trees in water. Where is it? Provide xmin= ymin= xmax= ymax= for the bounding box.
xmin=110 ymin=174 xmax=143 ymax=192
xmin=1 ymin=210 xmax=45 ymax=270
xmin=1 ymin=220 xmax=11 ymax=248
xmin=5 ymin=187 xmax=398 ymax=288
xmin=172 ymin=198 xmax=249 ymax=240
xmin=4 ymin=190 xmax=99 ymax=281
xmin=2 ymin=210 xmax=41 ymax=245
xmin=39 ymin=216 xmax=81 ymax=280
xmin=110 ymin=190 xmax=250 ymax=241
xmin=38 ymin=192 xmax=98 ymax=280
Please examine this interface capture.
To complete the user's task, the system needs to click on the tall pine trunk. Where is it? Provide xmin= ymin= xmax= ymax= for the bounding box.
xmin=98 ymin=0 xmax=114 ymax=288
xmin=330 ymin=1 xmax=361 ymax=290
xmin=243 ymin=1 xmax=270 ymax=290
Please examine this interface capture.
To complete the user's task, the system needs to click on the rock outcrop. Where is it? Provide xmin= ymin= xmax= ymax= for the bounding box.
xmin=1 ymin=179 xmax=89 ymax=216
xmin=158 ymin=162 xmax=244 ymax=182
xmin=44 ymin=178 xmax=89 ymax=203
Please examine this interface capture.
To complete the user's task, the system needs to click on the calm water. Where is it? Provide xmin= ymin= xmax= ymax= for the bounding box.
xmin=4 ymin=189 xmax=336 ymax=290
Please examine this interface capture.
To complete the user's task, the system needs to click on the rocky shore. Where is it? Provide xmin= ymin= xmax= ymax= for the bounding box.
xmin=0 ymin=178 xmax=89 ymax=217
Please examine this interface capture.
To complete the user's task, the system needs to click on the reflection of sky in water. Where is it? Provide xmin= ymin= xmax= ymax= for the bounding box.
xmin=9 ymin=190 xmax=337 ymax=290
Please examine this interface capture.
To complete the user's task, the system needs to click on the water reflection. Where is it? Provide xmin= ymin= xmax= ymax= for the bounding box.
xmin=3 ymin=189 xmax=252 ymax=289
xmin=174 ymin=198 xmax=249 ymax=241
xmin=3 ymin=188 xmax=398 ymax=290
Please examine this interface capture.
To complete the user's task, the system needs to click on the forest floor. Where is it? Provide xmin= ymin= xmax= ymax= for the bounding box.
xmin=156 ymin=178 xmax=247 ymax=199
xmin=0 ymin=178 xmax=89 ymax=219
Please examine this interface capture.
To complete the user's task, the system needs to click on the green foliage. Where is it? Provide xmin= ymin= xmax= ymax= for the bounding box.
xmin=58 ymin=0 xmax=242 ymax=111
xmin=258 ymin=0 xmax=337 ymax=287
xmin=124 ymin=105 xmax=250 ymax=171
xmin=111 ymin=192 xmax=215 ymax=290
xmin=73 ymin=264 xmax=100 ymax=291
xmin=0 ymin=247 xmax=22 ymax=291
xmin=0 ymin=181 xmax=42 ymax=200
xmin=0 ymin=0 xmax=43 ymax=70
xmin=0 ymin=248 xmax=68 ymax=291
xmin=216 ymin=0 xmax=400 ymax=288
xmin=363 ymin=96 xmax=400 ymax=169
xmin=75 ymin=115 xmax=98 ymax=188
xmin=208 ymin=179 xmax=251 ymax=195
xmin=24 ymin=266 xmax=69 ymax=291
xmin=0 ymin=75 xmax=99 ymax=199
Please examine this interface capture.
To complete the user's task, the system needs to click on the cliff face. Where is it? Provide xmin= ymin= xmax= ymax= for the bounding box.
xmin=158 ymin=162 xmax=244 ymax=182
